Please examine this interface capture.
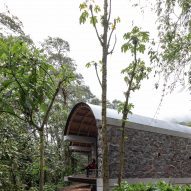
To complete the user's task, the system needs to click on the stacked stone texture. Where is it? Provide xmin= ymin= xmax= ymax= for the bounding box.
xmin=97 ymin=127 xmax=103 ymax=178
xmin=106 ymin=125 xmax=191 ymax=178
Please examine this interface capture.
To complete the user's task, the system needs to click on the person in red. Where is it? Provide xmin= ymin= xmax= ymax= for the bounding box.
xmin=84 ymin=158 xmax=96 ymax=177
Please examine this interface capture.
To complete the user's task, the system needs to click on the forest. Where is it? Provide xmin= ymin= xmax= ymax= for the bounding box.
xmin=0 ymin=0 xmax=191 ymax=191
xmin=0 ymin=10 xmax=103 ymax=191
xmin=0 ymin=6 xmax=118 ymax=191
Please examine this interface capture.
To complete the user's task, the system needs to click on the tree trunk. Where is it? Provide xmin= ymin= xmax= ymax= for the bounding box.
xmin=118 ymin=97 xmax=129 ymax=185
xmin=118 ymin=43 xmax=138 ymax=185
xmin=102 ymin=0 xmax=109 ymax=190
xmin=38 ymin=80 xmax=63 ymax=190
xmin=39 ymin=127 xmax=45 ymax=191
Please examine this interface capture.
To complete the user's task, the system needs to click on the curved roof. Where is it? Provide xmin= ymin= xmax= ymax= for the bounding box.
xmin=65 ymin=102 xmax=191 ymax=139
xmin=65 ymin=102 xmax=97 ymax=137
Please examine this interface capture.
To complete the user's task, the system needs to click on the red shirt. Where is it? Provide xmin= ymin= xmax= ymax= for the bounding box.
xmin=88 ymin=162 xmax=96 ymax=169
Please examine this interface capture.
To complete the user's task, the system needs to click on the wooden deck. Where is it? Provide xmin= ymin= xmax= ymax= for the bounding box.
xmin=62 ymin=183 xmax=91 ymax=191
xmin=67 ymin=174 xmax=96 ymax=184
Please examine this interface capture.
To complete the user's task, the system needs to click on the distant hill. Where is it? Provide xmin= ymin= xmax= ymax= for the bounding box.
xmin=179 ymin=121 xmax=191 ymax=127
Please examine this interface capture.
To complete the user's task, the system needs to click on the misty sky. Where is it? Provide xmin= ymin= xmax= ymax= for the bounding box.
xmin=1 ymin=0 xmax=191 ymax=122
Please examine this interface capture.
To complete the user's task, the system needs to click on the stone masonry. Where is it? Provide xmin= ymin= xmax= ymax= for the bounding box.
xmin=107 ymin=124 xmax=191 ymax=178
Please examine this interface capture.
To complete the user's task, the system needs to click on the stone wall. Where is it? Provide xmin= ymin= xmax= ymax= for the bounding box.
xmin=107 ymin=124 xmax=191 ymax=178
xmin=97 ymin=126 xmax=103 ymax=178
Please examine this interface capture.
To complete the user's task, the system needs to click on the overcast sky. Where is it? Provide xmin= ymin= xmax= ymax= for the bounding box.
xmin=1 ymin=0 xmax=191 ymax=122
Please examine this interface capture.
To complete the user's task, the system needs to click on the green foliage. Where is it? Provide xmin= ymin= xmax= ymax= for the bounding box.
xmin=116 ymin=101 xmax=134 ymax=115
xmin=121 ymin=26 xmax=151 ymax=95
xmin=122 ymin=26 xmax=149 ymax=54
xmin=79 ymin=0 xmax=120 ymax=46
xmin=153 ymin=0 xmax=191 ymax=90
xmin=94 ymin=5 xmax=101 ymax=13
xmin=44 ymin=184 xmax=57 ymax=191
xmin=0 ymin=114 xmax=39 ymax=190
xmin=118 ymin=26 xmax=151 ymax=184
xmin=0 ymin=35 xmax=76 ymax=126
xmin=113 ymin=181 xmax=191 ymax=191
xmin=86 ymin=61 xmax=97 ymax=68
xmin=0 ymin=11 xmax=24 ymax=35
xmin=80 ymin=10 xmax=89 ymax=24
xmin=122 ymin=60 xmax=151 ymax=90
xmin=0 ymin=36 xmax=53 ymax=121
xmin=0 ymin=17 xmax=100 ymax=190
xmin=79 ymin=1 xmax=100 ymax=25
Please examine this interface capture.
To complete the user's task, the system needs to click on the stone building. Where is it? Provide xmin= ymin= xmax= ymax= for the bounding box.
xmin=64 ymin=102 xmax=191 ymax=191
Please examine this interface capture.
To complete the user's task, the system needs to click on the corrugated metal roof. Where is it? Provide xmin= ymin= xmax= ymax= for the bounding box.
xmin=64 ymin=102 xmax=191 ymax=139
xmin=88 ymin=103 xmax=191 ymax=138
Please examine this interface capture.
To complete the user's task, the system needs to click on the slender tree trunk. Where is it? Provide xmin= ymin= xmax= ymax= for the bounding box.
xmin=118 ymin=43 xmax=138 ymax=185
xmin=38 ymin=80 xmax=63 ymax=190
xmin=118 ymin=95 xmax=129 ymax=185
xmin=39 ymin=127 xmax=44 ymax=191
xmin=102 ymin=0 xmax=109 ymax=190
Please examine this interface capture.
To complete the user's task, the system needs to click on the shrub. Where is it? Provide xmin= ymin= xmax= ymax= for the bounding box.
xmin=113 ymin=181 xmax=191 ymax=191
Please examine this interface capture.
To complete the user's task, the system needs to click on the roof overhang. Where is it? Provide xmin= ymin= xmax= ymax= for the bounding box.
xmin=65 ymin=102 xmax=191 ymax=142
xmin=64 ymin=102 xmax=98 ymax=153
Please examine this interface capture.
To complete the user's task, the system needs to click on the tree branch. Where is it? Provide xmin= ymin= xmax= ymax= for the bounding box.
xmin=9 ymin=64 xmax=26 ymax=96
xmin=40 ymin=80 xmax=63 ymax=130
xmin=107 ymin=0 xmax=112 ymax=22
xmin=7 ymin=47 xmax=26 ymax=96
xmin=0 ymin=110 xmax=25 ymax=122
xmin=29 ymin=113 xmax=40 ymax=130
xmin=94 ymin=62 xmax=102 ymax=87
xmin=89 ymin=5 xmax=103 ymax=46
xmin=126 ymin=39 xmax=138 ymax=94
xmin=38 ymin=64 xmax=55 ymax=84
xmin=108 ymin=34 xmax=117 ymax=55
xmin=107 ymin=20 xmax=116 ymax=53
